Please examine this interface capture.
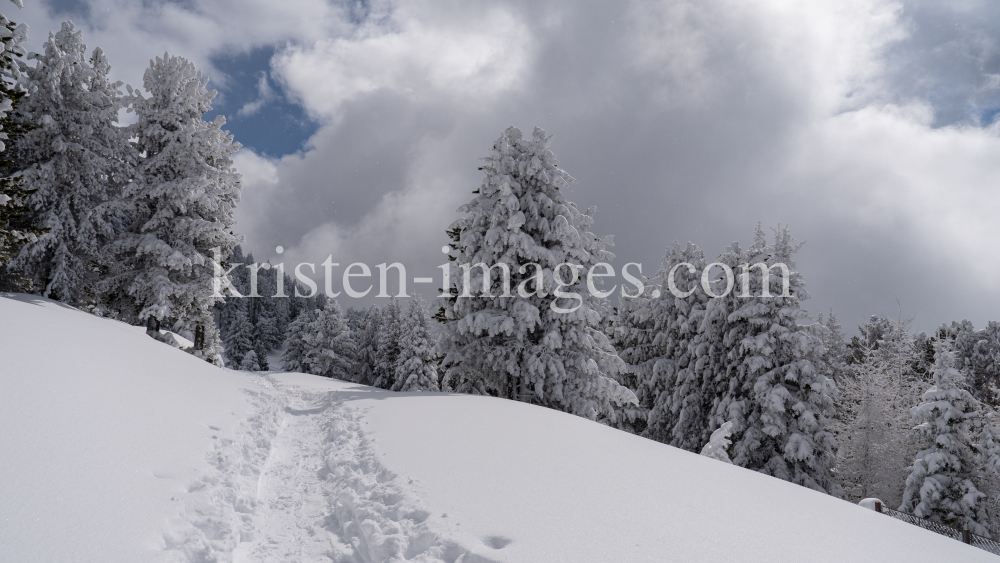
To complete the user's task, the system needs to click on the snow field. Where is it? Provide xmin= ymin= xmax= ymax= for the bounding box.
xmin=2 ymin=293 xmax=998 ymax=562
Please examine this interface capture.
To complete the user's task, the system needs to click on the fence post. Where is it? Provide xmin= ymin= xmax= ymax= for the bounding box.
xmin=875 ymin=501 xmax=882 ymax=514
xmin=963 ymin=527 xmax=972 ymax=544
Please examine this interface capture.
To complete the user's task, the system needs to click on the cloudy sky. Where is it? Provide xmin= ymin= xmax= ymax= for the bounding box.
xmin=12 ymin=0 xmax=1000 ymax=334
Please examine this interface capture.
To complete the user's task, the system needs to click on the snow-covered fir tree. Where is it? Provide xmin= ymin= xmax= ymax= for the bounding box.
xmin=977 ymin=412 xmax=1000 ymax=537
xmin=11 ymin=22 xmax=133 ymax=302
xmin=216 ymin=245 xmax=249 ymax=337
xmin=374 ymin=296 xmax=402 ymax=389
xmin=354 ymin=305 xmax=382 ymax=385
xmin=100 ymin=54 xmax=241 ymax=364
xmin=239 ymin=349 xmax=260 ymax=372
xmin=281 ymin=308 xmax=315 ymax=373
xmin=939 ymin=320 xmax=1000 ymax=405
xmin=646 ymin=242 xmax=711 ymax=451
xmin=0 ymin=9 xmax=39 ymax=290
xmin=223 ymin=301 xmax=254 ymax=369
xmin=700 ymin=421 xmax=734 ymax=464
xmin=713 ymin=225 xmax=841 ymax=495
xmin=392 ymin=294 xmax=440 ymax=392
xmin=436 ymin=126 xmax=634 ymax=422
xmin=305 ymin=297 xmax=356 ymax=380
xmin=814 ymin=310 xmax=849 ymax=384
xmin=344 ymin=307 xmax=365 ymax=334
xmin=900 ymin=340 xmax=989 ymax=535
xmin=606 ymin=273 xmax=655 ymax=434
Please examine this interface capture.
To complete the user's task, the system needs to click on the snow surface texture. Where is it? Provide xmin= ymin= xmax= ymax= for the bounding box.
xmin=0 ymin=293 xmax=995 ymax=562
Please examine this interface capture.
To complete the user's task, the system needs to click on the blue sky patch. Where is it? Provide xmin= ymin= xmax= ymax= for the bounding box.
xmin=206 ymin=45 xmax=318 ymax=158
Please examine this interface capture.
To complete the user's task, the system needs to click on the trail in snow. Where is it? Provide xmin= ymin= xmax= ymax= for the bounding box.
xmin=161 ymin=375 xmax=494 ymax=563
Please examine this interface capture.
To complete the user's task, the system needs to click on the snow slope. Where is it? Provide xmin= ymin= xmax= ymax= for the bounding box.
xmin=0 ymin=293 xmax=995 ymax=562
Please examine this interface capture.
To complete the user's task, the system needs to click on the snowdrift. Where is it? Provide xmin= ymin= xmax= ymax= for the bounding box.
xmin=0 ymin=293 xmax=993 ymax=562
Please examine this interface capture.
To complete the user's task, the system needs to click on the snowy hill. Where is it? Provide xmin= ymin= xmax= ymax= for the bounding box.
xmin=0 ymin=293 xmax=994 ymax=562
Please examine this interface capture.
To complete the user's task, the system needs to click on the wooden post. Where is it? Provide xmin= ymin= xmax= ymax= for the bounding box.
xmin=963 ymin=528 xmax=972 ymax=544
xmin=874 ymin=501 xmax=882 ymax=513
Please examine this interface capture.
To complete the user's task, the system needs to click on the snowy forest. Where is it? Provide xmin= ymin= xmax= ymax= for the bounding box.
xmin=4 ymin=4 xmax=1000 ymax=545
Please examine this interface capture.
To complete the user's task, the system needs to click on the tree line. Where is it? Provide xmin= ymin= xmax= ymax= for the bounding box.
xmin=0 ymin=12 xmax=241 ymax=364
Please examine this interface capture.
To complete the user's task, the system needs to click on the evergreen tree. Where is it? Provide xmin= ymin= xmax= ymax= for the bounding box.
xmin=354 ymin=304 xmax=383 ymax=385
xmin=714 ymin=226 xmax=841 ymax=495
xmin=646 ymin=242 xmax=711 ymax=451
xmin=344 ymin=307 xmax=365 ymax=334
xmin=393 ymin=295 xmax=440 ymax=392
xmin=252 ymin=260 xmax=282 ymax=350
xmin=223 ymin=301 xmax=253 ymax=369
xmin=606 ymin=275 xmax=655 ymax=434
xmin=253 ymin=336 xmax=269 ymax=371
xmin=976 ymin=412 xmax=1000 ymax=537
xmin=814 ymin=310 xmax=849 ymax=384
xmin=900 ymin=340 xmax=989 ymax=536
xmin=436 ymin=126 xmax=635 ymax=422
xmin=700 ymin=421 xmax=734 ymax=464
xmin=305 ymin=297 xmax=355 ymax=380
xmin=11 ymin=22 xmax=133 ymax=302
xmin=239 ymin=349 xmax=260 ymax=372
xmin=281 ymin=308 xmax=315 ymax=373
xmin=101 ymin=54 xmax=241 ymax=364
xmin=374 ymin=296 xmax=402 ymax=389
xmin=0 ymin=10 xmax=40 ymax=290
xmin=215 ymin=245 xmax=247 ymax=341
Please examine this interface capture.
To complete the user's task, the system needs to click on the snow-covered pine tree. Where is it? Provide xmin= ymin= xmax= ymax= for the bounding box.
xmin=814 ymin=310 xmax=849 ymax=384
xmin=239 ymin=349 xmax=260 ymax=372
xmin=223 ymin=301 xmax=253 ymax=369
xmin=645 ymin=242 xmax=711 ymax=451
xmin=344 ymin=307 xmax=365 ymax=334
xmin=939 ymin=320 xmax=1000 ymax=405
xmin=714 ymin=225 xmax=840 ymax=495
xmin=900 ymin=340 xmax=989 ymax=535
xmin=354 ymin=305 xmax=383 ymax=386
xmin=305 ymin=297 xmax=355 ymax=380
xmin=252 ymin=337 xmax=269 ymax=371
xmin=252 ymin=260 xmax=282 ymax=350
xmin=392 ymin=294 xmax=439 ymax=392
xmin=700 ymin=421 xmax=734 ymax=464
xmin=281 ymin=308 xmax=315 ymax=373
xmin=11 ymin=22 xmax=133 ymax=302
xmin=976 ymin=412 xmax=1000 ymax=537
xmin=606 ymin=273 xmax=655 ymax=434
xmin=215 ymin=245 xmax=247 ymax=342
xmin=101 ymin=54 xmax=241 ymax=364
xmin=0 ymin=9 xmax=39 ymax=291
xmin=374 ymin=296 xmax=402 ymax=389
xmin=436 ymin=126 xmax=634 ymax=422
xmin=696 ymin=240 xmax=745 ymax=437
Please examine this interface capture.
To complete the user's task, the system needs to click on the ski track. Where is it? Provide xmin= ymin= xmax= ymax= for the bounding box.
xmin=159 ymin=375 xmax=496 ymax=563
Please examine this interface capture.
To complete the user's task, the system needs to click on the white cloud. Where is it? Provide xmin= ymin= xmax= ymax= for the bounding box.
xmin=782 ymin=102 xmax=1000 ymax=287
xmin=12 ymin=0 xmax=352 ymax=92
xmin=12 ymin=0 xmax=1000 ymax=327
xmin=274 ymin=3 xmax=532 ymax=120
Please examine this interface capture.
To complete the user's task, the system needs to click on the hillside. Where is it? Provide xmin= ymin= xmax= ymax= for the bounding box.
xmin=0 ymin=293 xmax=993 ymax=562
